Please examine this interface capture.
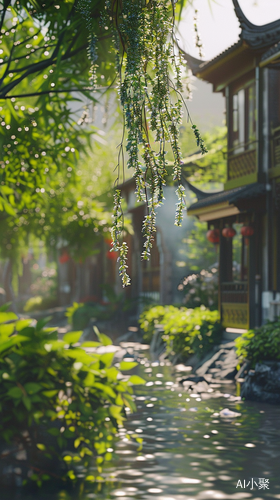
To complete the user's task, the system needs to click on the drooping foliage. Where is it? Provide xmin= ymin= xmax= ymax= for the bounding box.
xmin=0 ymin=0 xmax=207 ymax=287
xmin=97 ymin=0 xmax=208 ymax=285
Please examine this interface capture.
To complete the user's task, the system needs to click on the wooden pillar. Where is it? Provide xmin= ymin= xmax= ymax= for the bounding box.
xmin=248 ymin=232 xmax=256 ymax=328
xmin=220 ymin=235 xmax=233 ymax=283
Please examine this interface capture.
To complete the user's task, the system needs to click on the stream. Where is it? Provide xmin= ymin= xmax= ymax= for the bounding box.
xmin=4 ymin=342 xmax=280 ymax=500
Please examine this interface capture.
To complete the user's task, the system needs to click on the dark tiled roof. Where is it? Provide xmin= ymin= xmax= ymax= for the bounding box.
xmin=196 ymin=41 xmax=243 ymax=74
xmin=261 ymin=41 xmax=280 ymax=62
xmin=188 ymin=183 xmax=266 ymax=212
xmin=183 ymin=1 xmax=280 ymax=77
xmin=182 ymin=41 xmax=242 ymax=76
xmin=233 ymin=0 xmax=280 ymax=49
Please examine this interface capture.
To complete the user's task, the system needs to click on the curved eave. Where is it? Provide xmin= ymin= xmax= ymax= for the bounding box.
xmin=187 ymin=182 xmax=265 ymax=221
xmin=184 ymin=41 xmax=254 ymax=91
xmin=260 ymin=42 xmax=280 ymax=67
xmin=181 ymin=52 xmax=207 ymax=75
xmin=233 ymin=0 xmax=280 ymax=49
xmin=183 ymin=1 xmax=280 ymax=89
xmin=195 ymin=41 xmax=246 ymax=80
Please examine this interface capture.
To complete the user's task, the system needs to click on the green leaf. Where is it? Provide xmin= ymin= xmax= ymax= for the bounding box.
xmin=42 ymin=390 xmax=58 ymax=398
xmin=36 ymin=317 xmax=52 ymax=331
xmin=119 ymin=361 xmax=138 ymax=371
xmin=24 ymin=382 xmax=42 ymax=395
xmin=0 ymin=303 xmax=12 ymax=312
xmin=84 ymin=372 xmax=95 ymax=386
xmin=7 ymin=387 xmax=23 ymax=399
xmin=48 ymin=428 xmax=60 ymax=436
xmin=63 ymin=331 xmax=82 ymax=344
xmin=0 ymin=323 xmax=15 ymax=337
xmin=109 ymin=405 xmax=122 ymax=419
xmin=81 ymin=341 xmax=101 ymax=347
xmin=93 ymin=326 xmax=112 ymax=346
xmin=100 ymin=352 xmax=114 ymax=368
xmin=74 ymin=438 xmax=81 ymax=448
xmin=22 ymin=396 xmax=31 ymax=410
xmin=36 ymin=443 xmax=46 ymax=451
xmin=0 ymin=312 xmax=17 ymax=324
xmin=93 ymin=382 xmax=116 ymax=398
xmin=85 ymin=475 xmax=95 ymax=482
xmin=105 ymin=366 xmax=119 ymax=380
xmin=115 ymin=393 xmax=123 ymax=406
xmin=128 ymin=375 xmax=146 ymax=385
xmin=16 ymin=319 xmax=33 ymax=331
xmin=17 ymin=327 xmax=34 ymax=338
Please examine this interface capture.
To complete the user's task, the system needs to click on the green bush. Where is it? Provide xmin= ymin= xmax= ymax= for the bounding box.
xmin=65 ymin=302 xmax=106 ymax=330
xmin=235 ymin=318 xmax=280 ymax=367
xmin=139 ymin=305 xmax=222 ymax=360
xmin=139 ymin=305 xmax=178 ymax=343
xmin=0 ymin=305 xmax=144 ymax=486
xmin=23 ymin=295 xmax=58 ymax=313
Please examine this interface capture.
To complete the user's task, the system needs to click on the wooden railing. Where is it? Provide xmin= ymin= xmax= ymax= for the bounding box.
xmin=221 ymin=281 xmax=248 ymax=303
xmin=221 ymin=281 xmax=249 ymax=329
xmin=228 ymin=148 xmax=256 ymax=181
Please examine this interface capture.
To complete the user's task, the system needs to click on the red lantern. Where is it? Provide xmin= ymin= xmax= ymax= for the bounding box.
xmin=59 ymin=250 xmax=70 ymax=264
xmin=206 ymin=229 xmax=220 ymax=244
xmin=106 ymin=250 xmax=118 ymax=261
xmin=105 ymin=238 xmax=118 ymax=260
xmin=240 ymin=225 xmax=254 ymax=237
xmin=222 ymin=227 xmax=236 ymax=238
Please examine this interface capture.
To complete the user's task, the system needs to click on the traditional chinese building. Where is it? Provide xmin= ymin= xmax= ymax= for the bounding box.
xmin=185 ymin=0 xmax=280 ymax=329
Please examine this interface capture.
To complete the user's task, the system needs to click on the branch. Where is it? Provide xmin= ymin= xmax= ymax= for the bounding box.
xmin=2 ymin=43 xmax=58 ymax=73
xmin=0 ymin=42 xmax=88 ymax=98
xmin=0 ymin=87 xmax=97 ymax=99
xmin=0 ymin=0 xmax=11 ymax=33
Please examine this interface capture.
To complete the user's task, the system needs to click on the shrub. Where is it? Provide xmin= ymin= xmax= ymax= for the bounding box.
xmin=0 ymin=305 xmax=144 ymax=486
xmin=23 ymin=295 xmax=58 ymax=313
xmin=139 ymin=305 xmax=222 ymax=360
xmin=178 ymin=269 xmax=218 ymax=310
xmin=65 ymin=302 xmax=107 ymax=330
xmin=139 ymin=305 xmax=179 ymax=343
xmin=235 ymin=318 xmax=280 ymax=367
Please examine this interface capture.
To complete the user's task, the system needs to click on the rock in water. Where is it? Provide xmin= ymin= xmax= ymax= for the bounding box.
xmin=241 ymin=361 xmax=280 ymax=404
xmin=219 ymin=408 xmax=241 ymax=418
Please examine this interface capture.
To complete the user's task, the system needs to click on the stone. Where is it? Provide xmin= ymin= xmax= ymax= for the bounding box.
xmin=181 ymin=380 xmax=194 ymax=389
xmin=196 ymin=349 xmax=228 ymax=376
xmin=190 ymin=381 xmax=209 ymax=393
xmin=174 ymin=364 xmax=193 ymax=373
xmin=241 ymin=361 xmax=280 ymax=404
xmin=196 ymin=347 xmax=238 ymax=380
xmin=219 ymin=408 xmax=241 ymax=418
xmin=214 ymin=365 xmax=237 ymax=380
xmin=179 ymin=374 xmax=208 ymax=387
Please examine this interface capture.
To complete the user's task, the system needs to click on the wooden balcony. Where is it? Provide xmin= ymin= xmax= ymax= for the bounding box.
xmin=221 ymin=281 xmax=248 ymax=303
xmin=228 ymin=148 xmax=256 ymax=181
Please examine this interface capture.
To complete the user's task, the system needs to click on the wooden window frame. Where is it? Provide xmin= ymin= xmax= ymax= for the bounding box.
xmin=229 ymin=76 xmax=256 ymax=154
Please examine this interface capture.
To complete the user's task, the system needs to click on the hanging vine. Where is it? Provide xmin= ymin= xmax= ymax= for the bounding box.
xmin=193 ymin=8 xmax=204 ymax=59
xmin=78 ymin=0 xmax=208 ymax=287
